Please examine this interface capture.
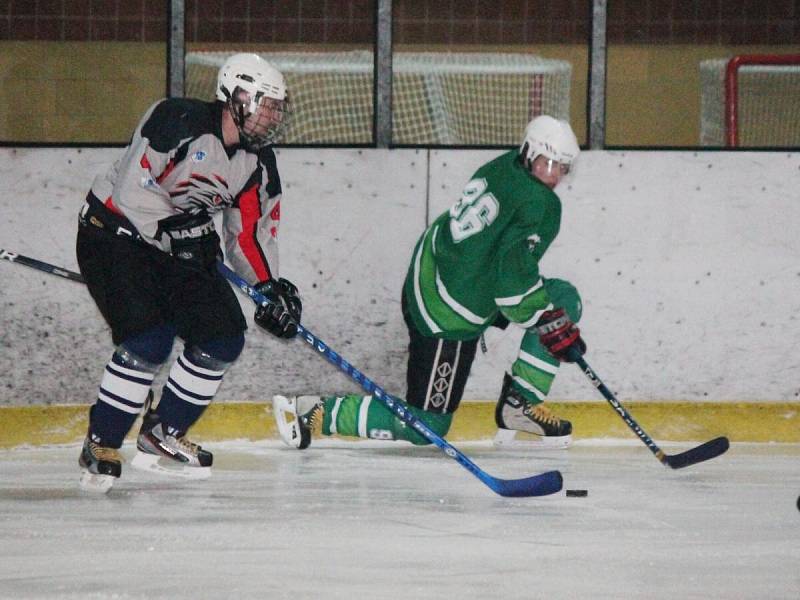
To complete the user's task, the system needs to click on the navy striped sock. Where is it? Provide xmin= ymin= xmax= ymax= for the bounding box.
xmin=90 ymin=352 xmax=155 ymax=447
xmin=155 ymin=350 xmax=225 ymax=433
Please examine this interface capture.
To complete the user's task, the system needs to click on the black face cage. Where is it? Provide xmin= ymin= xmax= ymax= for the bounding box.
xmin=225 ymin=86 xmax=287 ymax=151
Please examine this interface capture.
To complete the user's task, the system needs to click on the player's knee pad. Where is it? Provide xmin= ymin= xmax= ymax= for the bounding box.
xmin=543 ymin=277 xmax=582 ymax=323
xmin=189 ymin=334 xmax=245 ymax=370
xmin=117 ymin=324 xmax=177 ymax=372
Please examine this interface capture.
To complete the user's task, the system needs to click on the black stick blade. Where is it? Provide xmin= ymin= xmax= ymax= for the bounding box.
xmin=664 ymin=436 xmax=730 ymax=469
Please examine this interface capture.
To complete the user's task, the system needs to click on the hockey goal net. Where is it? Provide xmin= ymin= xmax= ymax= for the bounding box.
xmin=186 ymin=50 xmax=572 ymax=145
xmin=700 ymin=54 xmax=800 ymax=147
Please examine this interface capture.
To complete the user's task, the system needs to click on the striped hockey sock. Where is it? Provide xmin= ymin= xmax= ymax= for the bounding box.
xmin=90 ymin=352 xmax=156 ymax=447
xmin=323 ymin=395 xmax=379 ymax=438
xmin=321 ymin=394 xmax=452 ymax=445
xmin=155 ymin=350 xmax=226 ymax=433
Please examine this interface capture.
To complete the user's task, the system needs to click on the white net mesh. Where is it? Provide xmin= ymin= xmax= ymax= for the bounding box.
xmin=700 ymin=58 xmax=800 ymax=147
xmin=186 ymin=51 xmax=572 ymax=145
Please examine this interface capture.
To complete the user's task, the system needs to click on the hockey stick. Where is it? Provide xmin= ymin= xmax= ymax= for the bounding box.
xmin=0 ymin=249 xmax=85 ymax=283
xmin=218 ymin=262 xmax=563 ymax=498
xmin=570 ymin=350 xmax=729 ymax=469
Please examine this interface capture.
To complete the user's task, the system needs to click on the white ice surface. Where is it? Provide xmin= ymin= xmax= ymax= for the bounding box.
xmin=0 ymin=441 xmax=798 ymax=600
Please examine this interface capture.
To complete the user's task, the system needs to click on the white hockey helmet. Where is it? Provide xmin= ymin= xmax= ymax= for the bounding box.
xmin=217 ymin=53 xmax=290 ymax=148
xmin=520 ymin=115 xmax=580 ymax=170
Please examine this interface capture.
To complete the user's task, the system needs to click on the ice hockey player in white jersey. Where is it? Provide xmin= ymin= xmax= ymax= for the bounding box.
xmin=76 ymin=53 xmax=302 ymax=492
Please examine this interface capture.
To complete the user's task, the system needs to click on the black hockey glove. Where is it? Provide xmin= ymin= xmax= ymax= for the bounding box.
xmin=156 ymin=212 xmax=221 ymax=273
xmin=535 ymin=308 xmax=586 ymax=362
xmin=254 ymin=278 xmax=302 ymax=339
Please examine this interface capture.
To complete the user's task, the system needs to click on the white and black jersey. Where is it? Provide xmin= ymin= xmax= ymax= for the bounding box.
xmin=89 ymin=97 xmax=282 ymax=284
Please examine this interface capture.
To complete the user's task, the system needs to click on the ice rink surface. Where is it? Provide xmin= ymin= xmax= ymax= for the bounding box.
xmin=0 ymin=440 xmax=798 ymax=600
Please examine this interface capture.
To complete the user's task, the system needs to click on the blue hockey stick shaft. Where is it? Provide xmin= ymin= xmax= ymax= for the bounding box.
xmin=218 ymin=262 xmax=563 ymax=498
xmin=571 ymin=351 xmax=729 ymax=469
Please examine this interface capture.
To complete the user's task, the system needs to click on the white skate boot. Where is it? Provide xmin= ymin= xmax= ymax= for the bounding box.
xmin=272 ymin=395 xmax=324 ymax=449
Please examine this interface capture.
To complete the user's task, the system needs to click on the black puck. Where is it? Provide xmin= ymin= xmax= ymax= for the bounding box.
xmin=566 ymin=489 xmax=588 ymax=497
xmin=797 ymin=495 xmax=799 ymax=512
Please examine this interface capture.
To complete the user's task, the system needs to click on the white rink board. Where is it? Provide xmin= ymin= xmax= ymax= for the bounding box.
xmin=429 ymin=150 xmax=800 ymax=403
xmin=0 ymin=148 xmax=799 ymax=406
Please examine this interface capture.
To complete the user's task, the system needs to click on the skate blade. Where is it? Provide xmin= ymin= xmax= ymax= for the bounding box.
xmin=79 ymin=470 xmax=115 ymax=493
xmin=272 ymin=395 xmax=304 ymax=448
xmin=493 ymin=428 xmax=572 ymax=450
xmin=130 ymin=452 xmax=212 ymax=480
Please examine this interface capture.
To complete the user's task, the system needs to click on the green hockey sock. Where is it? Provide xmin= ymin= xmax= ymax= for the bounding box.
xmin=321 ymin=394 xmax=452 ymax=445
xmin=509 ymin=330 xmax=560 ymax=405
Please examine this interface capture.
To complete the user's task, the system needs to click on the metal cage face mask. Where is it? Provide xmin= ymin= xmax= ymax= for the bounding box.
xmin=229 ymin=90 xmax=291 ymax=150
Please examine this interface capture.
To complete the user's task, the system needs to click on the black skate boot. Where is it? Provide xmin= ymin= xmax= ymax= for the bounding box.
xmin=131 ymin=408 xmax=213 ymax=479
xmin=272 ymin=395 xmax=324 ymax=449
xmin=494 ymin=372 xmax=572 ymax=448
xmin=78 ymin=434 xmax=122 ymax=493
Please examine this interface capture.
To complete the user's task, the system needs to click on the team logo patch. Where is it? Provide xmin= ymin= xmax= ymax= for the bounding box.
xmin=429 ymin=362 xmax=453 ymax=409
xmin=190 ymin=151 xmax=207 ymax=163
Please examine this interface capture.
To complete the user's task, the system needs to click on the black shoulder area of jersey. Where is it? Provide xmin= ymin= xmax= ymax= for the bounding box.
xmin=141 ymin=98 xmax=220 ymax=153
xmin=258 ymin=146 xmax=282 ymax=198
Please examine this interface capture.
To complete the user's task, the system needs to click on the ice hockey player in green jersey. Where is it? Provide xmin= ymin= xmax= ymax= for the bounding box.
xmin=273 ymin=115 xmax=586 ymax=450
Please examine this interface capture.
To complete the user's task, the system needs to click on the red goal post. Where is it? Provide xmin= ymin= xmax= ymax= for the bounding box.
xmin=724 ymin=54 xmax=800 ymax=147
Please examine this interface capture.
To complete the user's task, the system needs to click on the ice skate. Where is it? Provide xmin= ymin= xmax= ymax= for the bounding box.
xmin=272 ymin=395 xmax=324 ymax=449
xmin=131 ymin=409 xmax=212 ymax=479
xmin=78 ymin=435 xmax=122 ymax=493
xmin=493 ymin=373 xmax=572 ymax=449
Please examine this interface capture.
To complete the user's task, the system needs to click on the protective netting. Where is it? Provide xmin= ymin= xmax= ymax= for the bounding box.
xmin=700 ymin=58 xmax=800 ymax=147
xmin=186 ymin=51 xmax=572 ymax=145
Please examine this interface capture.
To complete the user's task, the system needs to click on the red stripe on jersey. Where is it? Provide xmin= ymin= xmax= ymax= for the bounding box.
xmin=157 ymin=159 xmax=176 ymax=184
xmin=238 ymin=183 xmax=270 ymax=282
xmin=141 ymin=152 xmax=174 ymax=184
xmin=104 ymin=197 xmax=123 ymax=216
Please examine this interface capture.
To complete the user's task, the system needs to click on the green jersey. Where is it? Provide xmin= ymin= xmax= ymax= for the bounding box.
xmin=404 ymin=150 xmax=561 ymax=340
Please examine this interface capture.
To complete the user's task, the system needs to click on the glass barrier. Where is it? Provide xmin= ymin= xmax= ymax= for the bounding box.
xmin=3 ymin=1 xmax=797 ymax=147
xmin=606 ymin=0 xmax=800 ymax=147
xmin=390 ymin=1 xmax=589 ymax=146
xmin=0 ymin=1 xmax=167 ymax=143
xmin=186 ymin=0 xmax=376 ymax=145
